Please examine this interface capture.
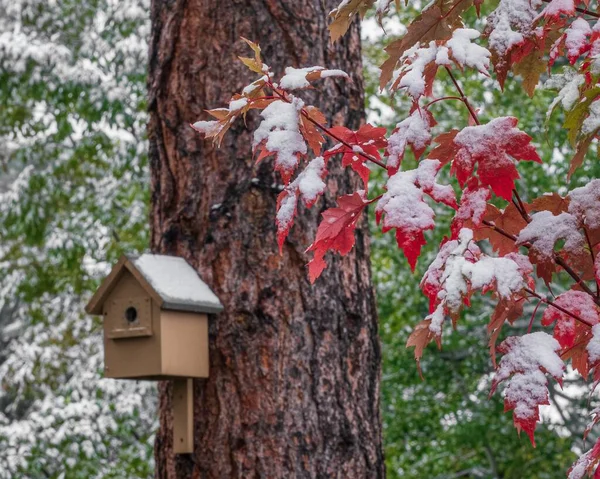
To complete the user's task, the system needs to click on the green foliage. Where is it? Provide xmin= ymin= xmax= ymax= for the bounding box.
xmin=0 ymin=1 xmax=155 ymax=477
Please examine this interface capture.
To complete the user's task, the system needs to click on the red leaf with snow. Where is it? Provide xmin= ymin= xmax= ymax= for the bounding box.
xmin=451 ymin=177 xmax=491 ymax=238
xmin=386 ymin=109 xmax=435 ymax=175
xmin=542 ymin=290 xmax=599 ymax=377
xmin=326 ymin=124 xmax=388 ymax=189
xmin=276 ymin=157 xmax=328 ymax=252
xmin=542 ymin=290 xmax=599 ymax=349
xmin=420 ymin=232 xmax=482 ymax=313
xmin=416 ymin=229 xmax=531 ymax=363
xmin=376 ymin=159 xmax=456 ymax=270
xmin=428 ymin=117 xmax=541 ymax=201
xmin=253 ymin=98 xmax=308 ymax=185
xmin=491 ymin=332 xmax=565 ymax=446
xmin=568 ymin=438 xmax=600 ymax=479
xmin=538 ymin=0 xmax=576 ymax=22
xmin=516 ymin=210 xmax=586 ymax=284
xmin=307 ymin=191 xmax=369 ymax=283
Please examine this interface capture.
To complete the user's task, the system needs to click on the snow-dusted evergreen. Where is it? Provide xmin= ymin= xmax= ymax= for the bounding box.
xmin=0 ymin=1 xmax=155 ymax=477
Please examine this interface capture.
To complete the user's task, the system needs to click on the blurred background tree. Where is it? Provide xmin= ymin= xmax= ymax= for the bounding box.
xmin=0 ymin=1 xmax=155 ymax=477
xmin=1 ymin=0 xmax=598 ymax=477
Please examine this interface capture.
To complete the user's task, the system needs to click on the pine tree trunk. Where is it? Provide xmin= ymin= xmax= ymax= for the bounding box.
xmin=148 ymin=1 xmax=384 ymax=477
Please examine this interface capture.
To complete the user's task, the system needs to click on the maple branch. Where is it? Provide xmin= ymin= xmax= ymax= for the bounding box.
xmin=583 ymin=226 xmax=599 ymax=297
xmin=482 ymin=219 xmax=600 ymax=306
xmin=268 ymin=85 xmax=388 ymax=170
xmin=308 ymin=115 xmax=387 ymax=169
xmin=525 ymin=287 xmax=595 ymax=328
xmin=540 ymin=0 xmax=600 ymax=18
xmin=424 ymin=96 xmax=463 ymax=108
xmin=444 ymin=67 xmax=480 ymax=126
xmin=527 ymin=299 xmax=543 ymax=334
xmin=554 ymin=255 xmax=599 ymax=302
xmin=482 ymin=219 xmax=517 ymax=242
xmin=512 ymin=189 xmax=531 ymax=223
xmin=443 ymin=68 xmax=533 ymax=231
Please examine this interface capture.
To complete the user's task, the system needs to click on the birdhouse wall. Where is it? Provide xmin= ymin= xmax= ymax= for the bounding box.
xmin=160 ymin=311 xmax=209 ymax=378
xmin=103 ymin=270 xmax=162 ymax=379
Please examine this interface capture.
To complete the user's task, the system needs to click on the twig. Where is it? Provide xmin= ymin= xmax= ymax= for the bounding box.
xmin=482 ymin=218 xmax=600 ymax=306
xmin=584 ymin=226 xmax=599 ymax=297
xmin=525 ymin=287 xmax=594 ymax=327
xmin=444 ymin=67 xmax=480 ymax=125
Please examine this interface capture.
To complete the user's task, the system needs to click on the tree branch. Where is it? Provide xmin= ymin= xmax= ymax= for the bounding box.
xmin=525 ymin=287 xmax=595 ymax=327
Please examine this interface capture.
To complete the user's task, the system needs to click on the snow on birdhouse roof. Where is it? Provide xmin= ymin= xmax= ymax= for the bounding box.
xmin=130 ymin=254 xmax=223 ymax=313
xmin=85 ymin=254 xmax=224 ymax=315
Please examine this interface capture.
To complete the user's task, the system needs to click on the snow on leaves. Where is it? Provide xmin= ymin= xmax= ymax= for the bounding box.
xmin=538 ymin=0 xmax=575 ymax=22
xmin=429 ymin=116 xmax=541 ymax=200
xmin=389 ymin=28 xmax=490 ymax=99
xmin=450 ymin=178 xmax=491 ymax=237
xmin=253 ymin=98 xmax=308 ymax=184
xmin=276 ymin=157 xmax=328 ymax=251
xmin=378 ymin=0 xmax=475 ymax=88
xmin=279 ymin=66 xmax=349 ymax=90
xmin=569 ymin=179 xmax=600 ymax=232
xmin=568 ymin=439 xmax=600 ymax=479
xmin=376 ymin=159 xmax=457 ymax=270
xmin=386 ymin=109 xmax=435 ymax=175
xmin=491 ymin=332 xmax=564 ymax=446
xmin=307 ymin=191 xmax=369 ymax=283
xmin=543 ymin=290 xmax=599 ymax=377
xmin=516 ymin=211 xmax=586 ymax=283
xmin=410 ymin=228 xmax=532 ymax=367
xmin=543 ymin=290 xmax=599 ymax=349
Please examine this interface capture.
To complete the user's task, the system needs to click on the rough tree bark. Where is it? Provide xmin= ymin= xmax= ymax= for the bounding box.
xmin=148 ymin=1 xmax=384 ymax=477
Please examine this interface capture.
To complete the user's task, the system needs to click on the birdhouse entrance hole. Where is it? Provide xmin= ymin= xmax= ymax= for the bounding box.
xmin=125 ymin=306 xmax=137 ymax=323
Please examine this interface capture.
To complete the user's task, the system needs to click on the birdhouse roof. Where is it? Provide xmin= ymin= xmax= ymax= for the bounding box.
xmin=85 ymin=254 xmax=224 ymax=315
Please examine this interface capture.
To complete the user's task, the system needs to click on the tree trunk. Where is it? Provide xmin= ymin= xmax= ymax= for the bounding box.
xmin=148 ymin=1 xmax=384 ymax=477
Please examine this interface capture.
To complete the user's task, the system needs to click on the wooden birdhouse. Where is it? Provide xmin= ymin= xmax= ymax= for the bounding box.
xmin=85 ymin=253 xmax=223 ymax=453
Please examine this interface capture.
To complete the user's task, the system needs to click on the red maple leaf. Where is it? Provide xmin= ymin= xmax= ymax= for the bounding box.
xmin=326 ymin=124 xmax=388 ymax=189
xmin=542 ymin=290 xmax=599 ymax=349
xmin=542 ymin=290 xmax=599 ymax=377
xmin=428 ymin=117 xmax=541 ymax=201
xmin=491 ymin=332 xmax=564 ymax=446
xmin=307 ymin=191 xmax=369 ymax=283
xmin=450 ymin=177 xmax=491 ymax=238
xmin=568 ymin=438 xmax=600 ymax=479
xmin=376 ymin=159 xmax=456 ymax=270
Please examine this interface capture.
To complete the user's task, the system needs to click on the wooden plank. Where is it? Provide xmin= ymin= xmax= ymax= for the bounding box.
xmin=161 ymin=311 xmax=209 ymax=378
xmin=172 ymin=378 xmax=193 ymax=454
xmin=85 ymin=255 xmax=128 ymax=315
xmin=123 ymin=258 xmax=164 ymax=308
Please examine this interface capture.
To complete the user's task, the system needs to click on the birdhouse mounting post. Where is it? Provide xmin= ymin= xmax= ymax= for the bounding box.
xmin=173 ymin=378 xmax=194 ymax=454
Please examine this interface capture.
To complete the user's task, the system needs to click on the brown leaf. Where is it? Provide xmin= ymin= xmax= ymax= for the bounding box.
xmin=569 ymin=135 xmax=594 ymax=179
xmin=428 ymin=129 xmax=460 ymax=166
xmin=513 ymin=48 xmax=547 ymax=98
xmin=474 ymin=203 xmax=527 ymax=255
xmin=300 ymin=106 xmax=327 ymax=156
xmin=329 ymin=0 xmax=374 ymax=42
xmin=406 ymin=319 xmax=438 ymax=376
xmin=488 ymin=297 xmax=524 ymax=367
xmin=529 ymin=193 xmax=570 ymax=215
